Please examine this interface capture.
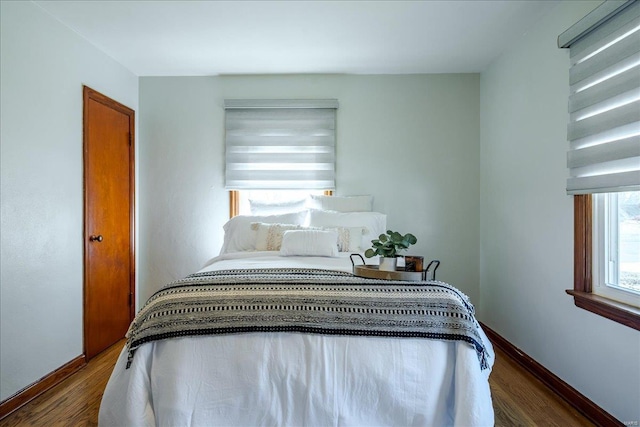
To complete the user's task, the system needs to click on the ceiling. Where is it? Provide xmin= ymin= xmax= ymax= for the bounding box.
xmin=35 ymin=0 xmax=559 ymax=76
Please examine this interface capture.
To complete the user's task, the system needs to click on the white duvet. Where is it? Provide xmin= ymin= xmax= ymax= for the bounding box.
xmin=99 ymin=253 xmax=494 ymax=426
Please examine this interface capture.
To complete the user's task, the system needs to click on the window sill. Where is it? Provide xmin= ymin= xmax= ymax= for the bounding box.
xmin=566 ymin=290 xmax=640 ymax=331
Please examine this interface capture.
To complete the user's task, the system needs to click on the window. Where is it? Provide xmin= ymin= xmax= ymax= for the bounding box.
xmin=559 ymin=1 xmax=640 ymax=330
xmin=592 ymin=191 xmax=640 ymax=307
xmin=571 ymin=195 xmax=639 ymax=330
xmin=224 ymin=99 xmax=338 ymax=217
xmin=229 ymin=189 xmax=331 ymax=217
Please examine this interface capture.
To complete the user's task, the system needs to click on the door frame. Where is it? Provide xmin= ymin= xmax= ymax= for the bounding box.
xmin=82 ymin=85 xmax=136 ymax=359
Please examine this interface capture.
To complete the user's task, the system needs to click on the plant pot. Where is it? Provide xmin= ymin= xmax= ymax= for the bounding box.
xmin=379 ymin=256 xmax=397 ymax=272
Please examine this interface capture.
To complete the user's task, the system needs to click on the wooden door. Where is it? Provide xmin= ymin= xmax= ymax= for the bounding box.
xmin=83 ymin=86 xmax=135 ymax=360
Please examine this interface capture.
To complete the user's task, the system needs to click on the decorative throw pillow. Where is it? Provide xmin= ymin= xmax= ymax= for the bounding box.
xmin=327 ymin=226 xmax=366 ymax=252
xmin=308 ymin=210 xmax=387 ymax=250
xmin=279 ymin=230 xmax=339 ymax=257
xmin=251 ymin=223 xmax=305 ymax=251
xmin=219 ymin=211 xmax=307 ymax=254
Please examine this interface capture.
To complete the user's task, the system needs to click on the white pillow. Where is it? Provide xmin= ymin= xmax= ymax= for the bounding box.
xmin=219 ymin=211 xmax=307 ymax=254
xmin=307 ymin=195 xmax=373 ymax=212
xmin=249 ymin=198 xmax=306 ymax=215
xmin=251 ymin=222 xmax=305 ymax=251
xmin=308 ymin=210 xmax=387 ymax=251
xmin=280 ymin=230 xmax=339 ymax=257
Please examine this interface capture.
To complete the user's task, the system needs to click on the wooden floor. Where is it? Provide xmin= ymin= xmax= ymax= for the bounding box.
xmin=0 ymin=340 xmax=123 ymax=427
xmin=489 ymin=346 xmax=594 ymax=426
xmin=0 ymin=340 xmax=594 ymax=427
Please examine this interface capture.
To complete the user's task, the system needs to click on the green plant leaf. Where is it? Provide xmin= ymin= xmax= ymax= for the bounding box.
xmin=365 ymin=230 xmax=416 ymax=258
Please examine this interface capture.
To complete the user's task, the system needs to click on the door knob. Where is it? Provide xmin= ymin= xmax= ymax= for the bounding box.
xmin=89 ymin=235 xmax=103 ymax=242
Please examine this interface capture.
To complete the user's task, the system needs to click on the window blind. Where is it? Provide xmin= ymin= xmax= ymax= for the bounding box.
xmin=559 ymin=0 xmax=640 ymax=195
xmin=224 ymin=99 xmax=338 ymax=190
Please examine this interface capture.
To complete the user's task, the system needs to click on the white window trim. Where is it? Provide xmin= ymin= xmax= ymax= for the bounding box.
xmin=592 ymin=192 xmax=640 ymax=307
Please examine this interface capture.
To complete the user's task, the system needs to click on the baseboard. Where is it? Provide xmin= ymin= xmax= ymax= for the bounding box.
xmin=480 ymin=322 xmax=622 ymax=427
xmin=0 ymin=355 xmax=86 ymax=420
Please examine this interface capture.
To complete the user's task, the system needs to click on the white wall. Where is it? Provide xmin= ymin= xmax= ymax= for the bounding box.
xmin=7 ymin=0 xmax=633 ymax=420
xmin=139 ymin=74 xmax=480 ymax=304
xmin=0 ymin=1 xmax=138 ymax=401
xmin=479 ymin=0 xmax=640 ymax=422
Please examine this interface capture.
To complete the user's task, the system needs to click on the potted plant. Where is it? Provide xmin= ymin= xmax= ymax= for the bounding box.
xmin=364 ymin=230 xmax=417 ymax=271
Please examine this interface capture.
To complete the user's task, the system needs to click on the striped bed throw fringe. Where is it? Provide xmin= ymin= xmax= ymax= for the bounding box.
xmin=125 ymin=268 xmax=489 ymax=370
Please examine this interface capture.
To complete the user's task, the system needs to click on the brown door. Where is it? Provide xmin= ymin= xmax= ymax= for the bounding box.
xmin=83 ymin=86 xmax=135 ymax=360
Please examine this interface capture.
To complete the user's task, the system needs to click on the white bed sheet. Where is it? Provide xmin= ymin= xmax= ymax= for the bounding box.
xmin=201 ymin=251 xmax=362 ymax=273
xmin=99 ymin=252 xmax=494 ymax=427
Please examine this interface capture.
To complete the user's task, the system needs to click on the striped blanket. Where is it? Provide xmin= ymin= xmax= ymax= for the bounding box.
xmin=126 ymin=268 xmax=489 ymax=369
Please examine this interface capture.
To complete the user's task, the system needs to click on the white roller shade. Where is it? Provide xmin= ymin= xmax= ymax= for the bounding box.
xmin=559 ymin=0 xmax=640 ymax=195
xmin=224 ymin=100 xmax=338 ymax=190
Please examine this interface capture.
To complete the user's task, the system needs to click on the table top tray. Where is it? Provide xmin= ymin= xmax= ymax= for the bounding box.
xmin=352 ymin=264 xmax=424 ymax=281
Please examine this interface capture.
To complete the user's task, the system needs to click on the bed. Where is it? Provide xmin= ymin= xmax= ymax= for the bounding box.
xmin=99 ymin=205 xmax=495 ymax=426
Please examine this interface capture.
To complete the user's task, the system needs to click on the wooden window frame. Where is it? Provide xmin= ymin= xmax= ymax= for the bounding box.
xmin=229 ymin=190 xmax=333 ymax=218
xmin=566 ymin=194 xmax=640 ymax=331
xmin=229 ymin=190 xmax=240 ymax=219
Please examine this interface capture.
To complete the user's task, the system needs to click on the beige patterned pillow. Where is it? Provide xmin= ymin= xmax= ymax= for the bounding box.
xmin=250 ymin=223 xmax=366 ymax=252
xmin=328 ymin=226 xmax=366 ymax=252
xmin=251 ymin=223 xmax=305 ymax=251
